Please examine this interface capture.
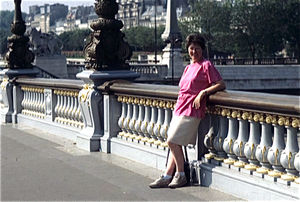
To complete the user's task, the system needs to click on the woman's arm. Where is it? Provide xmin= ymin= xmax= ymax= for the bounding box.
xmin=192 ymin=80 xmax=226 ymax=109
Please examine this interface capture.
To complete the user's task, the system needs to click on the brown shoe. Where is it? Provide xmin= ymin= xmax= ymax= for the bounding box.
xmin=149 ymin=175 xmax=172 ymax=188
xmin=168 ymin=173 xmax=187 ymax=188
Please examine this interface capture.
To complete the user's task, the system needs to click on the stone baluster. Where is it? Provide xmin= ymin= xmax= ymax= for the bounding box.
xmin=141 ymin=99 xmax=152 ymax=141
xmin=160 ymin=101 xmax=173 ymax=147
xmin=28 ymin=88 xmax=33 ymax=111
xmin=70 ymin=92 xmax=76 ymax=125
xmin=147 ymin=99 xmax=158 ymax=143
xmin=280 ymin=117 xmax=300 ymax=181
xmin=36 ymin=89 xmax=42 ymax=114
xmin=59 ymin=91 xmax=65 ymax=122
xmin=204 ymin=106 xmax=219 ymax=159
xmin=35 ymin=88 xmax=40 ymax=114
xmin=40 ymin=88 xmax=45 ymax=117
xmin=294 ymin=118 xmax=300 ymax=184
xmin=256 ymin=114 xmax=273 ymax=174
xmin=134 ymin=98 xmax=145 ymax=141
xmin=244 ymin=113 xmax=261 ymax=171
xmin=21 ymin=87 xmax=28 ymax=111
xmin=65 ymin=92 xmax=71 ymax=125
xmin=54 ymin=90 xmax=60 ymax=121
xmin=25 ymin=88 xmax=30 ymax=112
xmin=223 ymin=110 xmax=239 ymax=164
xmin=233 ymin=111 xmax=250 ymax=168
xmin=32 ymin=88 xmax=38 ymax=114
xmin=62 ymin=91 xmax=68 ymax=119
xmin=213 ymin=108 xmax=229 ymax=161
xmin=75 ymin=93 xmax=84 ymax=128
xmin=267 ymin=116 xmax=286 ymax=178
xmin=153 ymin=100 xmax=165 ymax=146
xmin=24 ymin=88 xmax=30 ymax=111
xmin=117 ymin=96 xmax=128 ymax=136
xmin=55 ymin=90 xmax=62 ymax=123
xmin=129 ymin=97 xmax=139 ymax=139
xmin=56 ymin=90 xmax=63 ymax=121
xmin=68 ymin=92 xmax=75 ymax=126
xmin=123 ymin=97 xmax=133 ymax=137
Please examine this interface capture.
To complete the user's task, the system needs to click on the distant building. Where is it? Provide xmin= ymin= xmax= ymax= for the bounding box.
xmin=25 ymin=1 xmax=189 ymax=35
xmin=26 ymin=3 xmax=68 ymax=33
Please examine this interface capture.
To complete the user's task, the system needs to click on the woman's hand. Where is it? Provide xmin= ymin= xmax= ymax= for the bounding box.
xmin=193 ymin=90 xmax=206 ymax=109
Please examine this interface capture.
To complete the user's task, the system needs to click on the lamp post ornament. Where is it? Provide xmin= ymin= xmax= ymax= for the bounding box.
xmin=83 ymin=0 xmax=132 ymax=71
xmin=4 ymin=0 xmax=35 ymax=69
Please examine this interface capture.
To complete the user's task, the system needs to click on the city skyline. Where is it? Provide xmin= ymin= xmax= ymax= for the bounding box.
xmin=0 ymin=0 xmax=95 ymax=13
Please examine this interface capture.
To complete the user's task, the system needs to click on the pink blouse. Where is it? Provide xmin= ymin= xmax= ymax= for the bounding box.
xmin=174 ymin=59 xmax=222 ymax=119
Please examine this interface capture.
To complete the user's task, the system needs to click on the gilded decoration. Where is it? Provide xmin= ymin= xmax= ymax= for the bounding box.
xmin=1 ymin=78 xmax=9 ymax=90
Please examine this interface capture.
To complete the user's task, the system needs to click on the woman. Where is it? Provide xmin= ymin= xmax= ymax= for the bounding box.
xmin=149 ymin=33 xmax=226 ymax=188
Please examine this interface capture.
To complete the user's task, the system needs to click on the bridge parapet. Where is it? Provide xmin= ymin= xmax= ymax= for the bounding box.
xmin=0 ymin=77 xmax=299 ymax=200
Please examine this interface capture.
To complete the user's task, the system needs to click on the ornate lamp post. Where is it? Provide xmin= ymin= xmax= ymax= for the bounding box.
xmin=76 ymin=0 xmax=139 ymax=152
xmin=83 ymin=0 xmax=132 ymax=70
xmin=3 ymin=0 xmax=35 ymax=70
xmin=0 ymin=0 xmax=38 ymax=123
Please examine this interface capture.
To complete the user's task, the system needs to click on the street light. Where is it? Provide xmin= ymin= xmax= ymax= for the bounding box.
xmin=164 ymin=37 xmax=182 ymax=85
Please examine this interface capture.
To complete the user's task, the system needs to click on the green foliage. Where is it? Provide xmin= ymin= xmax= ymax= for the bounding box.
xmin=0 ymin=10 xmax=14 ymax=31
xmin=58 ymin=29 xmax=92 ymax=51
xmin=123 ymin=25 xmax=165 ymax=52
xmin=184 ymin=0 xmax=299 ymax=60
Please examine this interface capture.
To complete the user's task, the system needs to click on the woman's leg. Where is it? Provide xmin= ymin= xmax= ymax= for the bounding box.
xmin=164 ymin=150 xmax=176 ymax=176
xmin=167 ymin=141 xmax=184 ymax=172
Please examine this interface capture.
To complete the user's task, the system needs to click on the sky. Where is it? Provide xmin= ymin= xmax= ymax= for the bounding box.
xmin=0 ymin=0 xmax=95 ymax=13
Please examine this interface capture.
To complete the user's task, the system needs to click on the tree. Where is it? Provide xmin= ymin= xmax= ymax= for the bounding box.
xmin=123 ymin=25 xmax=166 ymax=52
xmin=183 ymin=0 xmax=233 ymax=59
xmin=58 ymin=29 xmax=92 ymax=51
xmin=281 ymin=0 xmax=299 ymax=61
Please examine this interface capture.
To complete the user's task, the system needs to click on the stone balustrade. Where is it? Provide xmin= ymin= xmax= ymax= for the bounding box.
xmin=0 ymin=77 xmax=299 ymax=200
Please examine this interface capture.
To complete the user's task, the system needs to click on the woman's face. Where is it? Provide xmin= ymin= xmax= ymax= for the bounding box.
xmin=188 ymin=43 xmax=203 ymax=63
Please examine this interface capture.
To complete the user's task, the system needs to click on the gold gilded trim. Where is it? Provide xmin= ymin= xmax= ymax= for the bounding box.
xmin=223 ymin=158 xmax=236 ymax=165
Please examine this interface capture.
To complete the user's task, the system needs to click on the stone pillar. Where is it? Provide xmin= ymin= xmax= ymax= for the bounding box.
xmin=101 ymin=93 xmax=122 ymax=153
xmin=161 ymin=0 xmax=184 ymax=81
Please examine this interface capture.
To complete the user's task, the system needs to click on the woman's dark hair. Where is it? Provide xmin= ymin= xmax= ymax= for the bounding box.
xmin=186 ymin=33 xmax=206 ymax=51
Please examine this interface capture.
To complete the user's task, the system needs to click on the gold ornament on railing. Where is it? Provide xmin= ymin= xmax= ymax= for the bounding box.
xmin=139 ymin=98 xmax=145 ymax=105
xmin=284 ymin=117 xmax=291 ymax=127
xmin=231 ymin=110 xmax=238 ymax=119
xmin=292 ymin=118 xmax=299 ymax=128
xmin=265 ymin=115 xmax=273 ymax=124
xmin=242 ymin=112 xmax=249 ymax=120
xmin=253 ymin=113 xmax=261 ymax=122
xmin=146 ymin=99 xmax=152 ymax=106
xmin=159 ymin=100 xmax=165 ymax=108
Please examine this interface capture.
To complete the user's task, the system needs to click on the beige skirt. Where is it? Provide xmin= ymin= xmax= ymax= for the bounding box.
xmin=167 ymin=114 xmax=202 ymax=146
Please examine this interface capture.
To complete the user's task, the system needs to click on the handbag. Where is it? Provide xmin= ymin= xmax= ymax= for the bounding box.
xmin=166 ymin=146 xmax=190 ymax=183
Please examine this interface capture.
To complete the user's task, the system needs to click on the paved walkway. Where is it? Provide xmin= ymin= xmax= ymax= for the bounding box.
xmin=1 ymin=123 xmax=244 ymax=201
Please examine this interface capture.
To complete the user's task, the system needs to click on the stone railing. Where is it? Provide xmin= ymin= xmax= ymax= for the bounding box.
xmin=211 ymin=57 xmax=299 ymax=65
xmin=5 ymin=78 xmax=85 ymax=141
xmin=0 ymin=77 xmax=299 ymax=201
xmin=99 ymin=81 xmax=299 ymax=200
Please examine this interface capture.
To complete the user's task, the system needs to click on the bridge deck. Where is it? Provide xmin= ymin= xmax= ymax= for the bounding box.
xmin=1 ymin=123 xmax=243 ymax=201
